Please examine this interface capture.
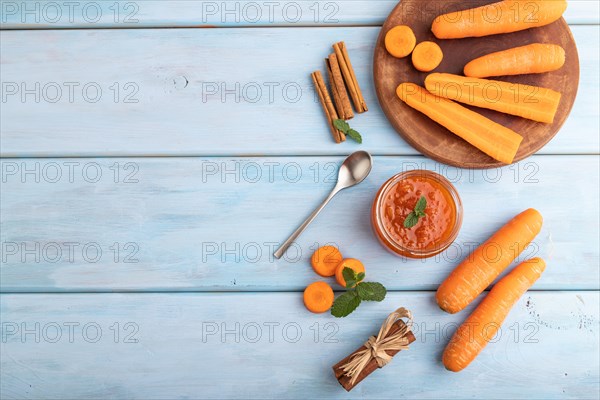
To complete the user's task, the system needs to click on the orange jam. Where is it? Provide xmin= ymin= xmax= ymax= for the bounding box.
xmin=371 ymin=170 xmax=463 ymax=258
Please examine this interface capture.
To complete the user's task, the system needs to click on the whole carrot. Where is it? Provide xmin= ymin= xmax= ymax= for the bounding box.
xmin=432 ymin=0 xmax=568 ymax=39
xmin=443 ymin=257 xmax=546 ymax=372
xmin=464 ymin=43 xmax=566 ymax=78
xmin=397 ymin=83 xmax=523 ymax=164
xmin=424 ymin=73 xmax=562 ymax=124
xmin=436 ymin=208 xmax=543 ymax=314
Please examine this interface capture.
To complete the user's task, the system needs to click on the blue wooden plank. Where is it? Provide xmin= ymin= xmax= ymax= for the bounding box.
xmin=1 ymin=0 xmax=598 ymax=29
xmin=1 ymin=155 xmax=598 ymax=292
xmin=1 ymin=291 xmax=598 ymax=399
xmin=0 ymin=25 xmax=598 ymax=157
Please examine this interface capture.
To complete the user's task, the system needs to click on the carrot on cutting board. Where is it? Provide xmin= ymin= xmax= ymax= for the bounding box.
xmin=464 ymin=43 xmax=566 ymax=78
xmin=424 ymin=73 xmax=562 ymax=124
xmin=304 ymin=281 xmax=335 ymax=313
xmin=396 ymin=83 xmax=523 ymax=164
xmin=443 ymin=257 xmax=546 ymax=372
xmin=385 ymin=25 xmax=417 ymax=58
xmin=311 ymin=245 xmax=343 ymax=277
xmin=412 ymin=41 xmax=443 ymax=72
xmin=436 ymin=208 xmax=543 ymax=314
xmin=432 ymin=0 xmax=568 ymax=39
xmin=335 ymin=258 xmax=365 ymax=288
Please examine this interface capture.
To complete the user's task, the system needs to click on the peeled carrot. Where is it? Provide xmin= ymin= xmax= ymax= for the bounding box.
xmin=464 ymin=43 xmax=566 ymax=78
xmin=443 ymin=257 xmax=546 ymax=372
xmin=412 ymin=41 xmax=443 ymax=72
xmin=311 ymin=245 xmax=343 ymax=277
xmin=432 ymin=0 xmax=568 ymax=39
xmin=303 ymin=281 xmax=334 ymax=313
xmin=396 ymin=83 xmax=523 ymax=164
xmin=424 ymin=73 xmax=562 ymax=124
xmin=436 ymin=208 xmax=543 ymax=314
xmin=335 ymin=258 xmax=365 ymax=288
xmin=385 ymin=25 xmax=416 ymax=58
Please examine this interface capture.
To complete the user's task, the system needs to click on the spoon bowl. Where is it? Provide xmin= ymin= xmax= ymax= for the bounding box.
xmin=336 ymin=150 xmax=373 ymax=191
xmin=274 ymin=151 xmax=374 ymax=259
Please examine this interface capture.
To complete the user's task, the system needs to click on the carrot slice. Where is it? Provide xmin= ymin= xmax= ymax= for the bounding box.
xmin=396 ymin=83 xmax=523 ymax=164
xmin=311 ymin=245 xmax=343 ymax=277
xmin=424 ymin=73 xmax=562 ymax=124
xmin=335 ymin=258 xmax=365 ymax=288
xmin=303 ymin=281 xmax=334 ymax=313
xmin=385 ymin=25 xmax=416 ymax=58
xmin=464 ymin=43 xmax=566 ymax=78
xmin=436 ymin=208 xmax=543 ymax=314
xmin=412 ymin=41 xmax=443 ymax=72
xmin=432 ymin=0 xmax=568 ymax=39
xmin=443 ymin=257 xmax=546 ymax=372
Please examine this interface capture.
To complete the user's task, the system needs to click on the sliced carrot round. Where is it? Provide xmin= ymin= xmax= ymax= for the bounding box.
xmin=303 ymin=281 xmax=334 ymax=313
xmin=412 ymin=41 xmax=443 ymax=72
xmin=335 ymin=258 xmax=365 ymax=288
xmin=385 ymin=25 xmax=416 ymax=58
xmin=311 ymin=245 xmax=343 ymax=277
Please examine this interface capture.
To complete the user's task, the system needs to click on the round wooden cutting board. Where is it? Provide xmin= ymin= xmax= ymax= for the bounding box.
xmin=373 ymin=0 xmax=579 ymax=168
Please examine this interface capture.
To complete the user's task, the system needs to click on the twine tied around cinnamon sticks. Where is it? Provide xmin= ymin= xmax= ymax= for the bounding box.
xmin=339 ymin=307 xmax=414 ymax=386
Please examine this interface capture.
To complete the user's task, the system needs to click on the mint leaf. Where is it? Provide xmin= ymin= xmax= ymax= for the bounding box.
xmin=342 ymin=267 xmax=357 ymax=288
xmin=403 ymin=212 xmax=419 ymax=228
xmin=404 ymin=196 xmax=427 ymax=228
xmin=346 ymin=129 xmax=362 ymax=144
xmin=356 ymin=282 xmax=387 ymax=302
xmin=415 ymin=196 xmax=427 ymax=213
xmin=331 ymin=291 xmax=361 ymax=318
xmin=332 ymin=119 xmax=363 ymax=144
xmin=333 ymin=119 xmax=350 ymax=133
xmin=356 ymin=272 xmax=365 ymax=282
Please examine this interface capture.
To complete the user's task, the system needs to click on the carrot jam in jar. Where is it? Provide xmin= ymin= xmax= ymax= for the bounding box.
xmin=371 ymin=170 xmax=463 ymax=259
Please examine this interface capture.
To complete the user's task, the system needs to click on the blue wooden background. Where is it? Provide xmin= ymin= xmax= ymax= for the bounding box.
xmin=1 ymin=1 xmax=599 ymax=398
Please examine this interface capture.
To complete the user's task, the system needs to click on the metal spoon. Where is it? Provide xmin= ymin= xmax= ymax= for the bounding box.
xmin=273 ymin=151 xmax=373 ymax=259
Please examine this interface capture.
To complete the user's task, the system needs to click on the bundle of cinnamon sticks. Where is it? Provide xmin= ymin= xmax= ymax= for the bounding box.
xmin=332 ymin=309 xmax=415 ymax=391
xmin=312 ymin=41 xmax=368 ymax=143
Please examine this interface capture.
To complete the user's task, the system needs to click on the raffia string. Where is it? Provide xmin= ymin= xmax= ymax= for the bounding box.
xmin=340 ymin=307 xmax=413 ymax=385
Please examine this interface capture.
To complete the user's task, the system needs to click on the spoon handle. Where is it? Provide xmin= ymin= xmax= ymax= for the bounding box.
xmin=273 ymin=185 xmax=341 ymax=259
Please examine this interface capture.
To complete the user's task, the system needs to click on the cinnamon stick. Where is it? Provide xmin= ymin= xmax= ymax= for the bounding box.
xmin=311 ymin=71 xmax=345 ymax=143
xmin=333 ymin=41 xmax=368 ymax=113
xmin=332 ymin=320 xmax=415 ymax=391
xmin=324 ymin=61 xmax=344 ymax=121
xmin=326 ymin=54 xmax=354 ymax=120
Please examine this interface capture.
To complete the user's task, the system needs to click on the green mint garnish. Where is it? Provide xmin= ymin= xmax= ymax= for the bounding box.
xmin=345 ymin=129 xmax=362 ymax=143
xmin=331 ymin=267 xmax=387 ymax=318
xmin=342 ymin=266 xmax=365 ymax=289
xmin=356 ymin=282 xmax=387 ymax=301
xmin=331 ymin=291 xmax=361 ymax=318
xmin=333 ymin=119 xmax=363 ymax=144
xmin=333 ymin=119 xmax=350 ymax=132
xmin=404 ymin=196 xmax=427 ymax=228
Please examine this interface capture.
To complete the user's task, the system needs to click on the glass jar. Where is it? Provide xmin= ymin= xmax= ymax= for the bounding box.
xmin=371 ymin=170 xmax=463 ymax=259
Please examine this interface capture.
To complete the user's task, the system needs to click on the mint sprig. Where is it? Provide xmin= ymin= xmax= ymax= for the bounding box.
xmin=333 ymin=119 xmax=363 ymax=144
xmin=331 ymin=267 xmax=387 ymax=318
xmin=404 ymin=196 xmax=427 ymax=229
